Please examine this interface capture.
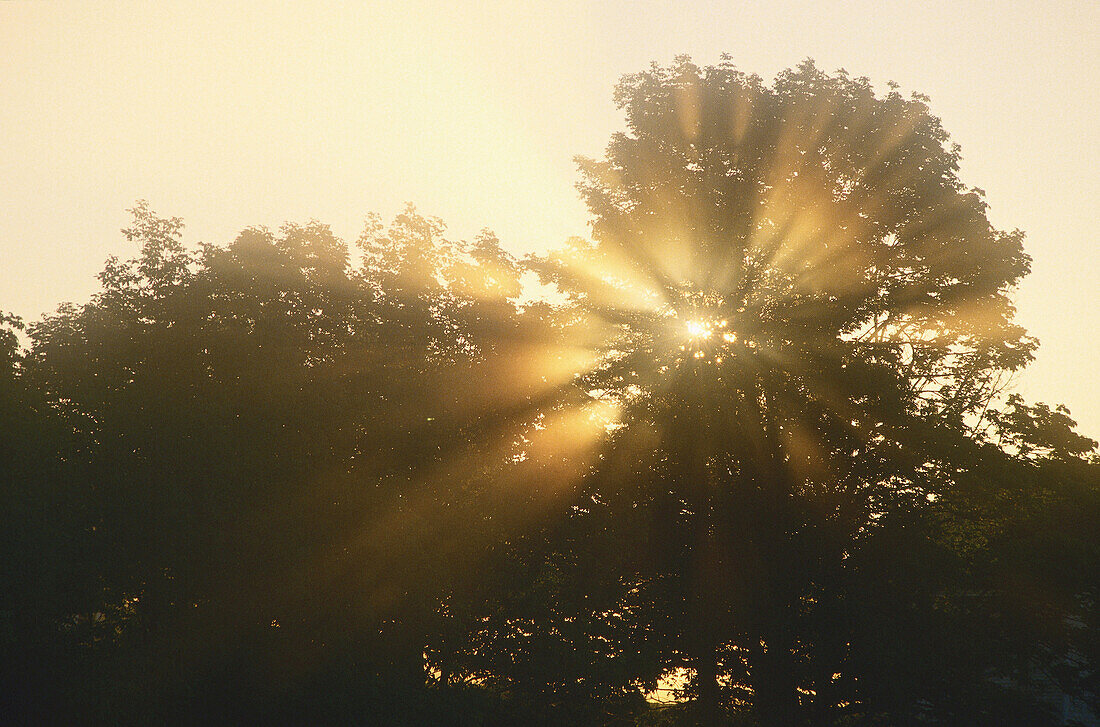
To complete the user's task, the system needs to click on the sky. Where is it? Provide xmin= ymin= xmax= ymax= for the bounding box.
xmin=1 ymin=0 xmax=1097 ymax=436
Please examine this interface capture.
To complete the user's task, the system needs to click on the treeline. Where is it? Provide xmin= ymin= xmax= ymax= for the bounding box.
xmin=2 ymin=59 xmax=1098 ymax=726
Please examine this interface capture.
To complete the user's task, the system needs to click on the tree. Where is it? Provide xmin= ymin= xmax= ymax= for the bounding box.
xmin=514 ymin=56 xmax=1093 ymax=724
xmin=3 ymin=58 xmax=1097 ymax=727
xmin=11 ymin=201 xmax=583 ymax=722
xmin=0 ymin=311 xmax=102 ymax=722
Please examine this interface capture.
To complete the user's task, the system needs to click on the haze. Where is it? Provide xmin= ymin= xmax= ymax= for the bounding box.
xmin=1 ymin=0 xmax=1096 ymax=434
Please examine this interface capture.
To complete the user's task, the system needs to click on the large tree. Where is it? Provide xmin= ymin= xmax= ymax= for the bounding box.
xmin=501 ymin=56 xmax=1096 ymax=725
xmin=2 ymin=58 xmax=1096 ymax=727
xmin=6 ymin=201 xmax=590 ymax=723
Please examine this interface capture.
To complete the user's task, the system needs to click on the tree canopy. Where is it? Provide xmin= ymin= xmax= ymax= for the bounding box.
xmin=1 ymin=58 xmax=1097 ymax=726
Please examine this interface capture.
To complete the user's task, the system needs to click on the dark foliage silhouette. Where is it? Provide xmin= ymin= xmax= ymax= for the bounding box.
xmin=1 ymin=58 xmax=1097 ymax=726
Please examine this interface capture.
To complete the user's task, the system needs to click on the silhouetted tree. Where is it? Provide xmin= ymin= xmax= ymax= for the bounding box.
xmin=1 ymin=57 xmax=1097 ymax=727
xmin=506 ymin=56 xmax=1097 ymax=725
xmin=6 ymin=201 xmax=577 ymax=723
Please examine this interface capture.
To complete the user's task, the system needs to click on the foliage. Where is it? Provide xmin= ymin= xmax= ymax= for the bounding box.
xmin=1 ymin=58 xmax=1097 ymax=726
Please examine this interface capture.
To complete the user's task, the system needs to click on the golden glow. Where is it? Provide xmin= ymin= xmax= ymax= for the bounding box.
xmin=0 ymin=1 xmax=1093 ymax=435
xmin=685 ymin=319 xmax=714 ymax=339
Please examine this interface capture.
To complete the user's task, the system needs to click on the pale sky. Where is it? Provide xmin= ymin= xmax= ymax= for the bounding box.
xmin=1 ymin=1 xmax=1097 ymax=436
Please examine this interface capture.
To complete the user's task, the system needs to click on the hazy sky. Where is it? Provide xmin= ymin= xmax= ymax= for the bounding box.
xmin=2 ymin=1 xmax=1097 ymax=435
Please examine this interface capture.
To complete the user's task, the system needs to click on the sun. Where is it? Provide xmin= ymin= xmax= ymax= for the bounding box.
xmin=683 ymin=316 xmax=731 ymax=343
xmin=685 ymin=320 xmax=714 ymax=339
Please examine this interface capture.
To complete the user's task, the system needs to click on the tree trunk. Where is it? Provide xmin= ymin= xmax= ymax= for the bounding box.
xmin=752 ymin=639 xmax=802 ymax=727
xmin=695 ymin=641 xmax=723 ymax=725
